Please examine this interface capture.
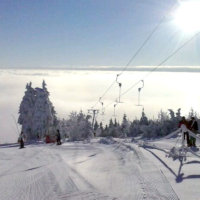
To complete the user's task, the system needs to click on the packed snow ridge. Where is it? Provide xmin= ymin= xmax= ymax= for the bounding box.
xmin=1 ymin=135 xmax=200 ymax=200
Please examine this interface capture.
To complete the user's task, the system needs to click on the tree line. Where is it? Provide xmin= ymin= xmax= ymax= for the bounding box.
xmin=18 ymin=81 xmax=199 ymax=141
xmin=59 ymin=108 xmax=199 ymax=140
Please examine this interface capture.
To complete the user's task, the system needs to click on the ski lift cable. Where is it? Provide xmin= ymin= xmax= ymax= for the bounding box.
xmin=91 ymin=4 xmax=176 ymax=109
xmin=103 ymin=80 xmax=141 ymax=108
xmin=117 ymin=16 xmax=168 ymax=77
xmin=117 ymin=2 xmax=177 ymax=78
xmin=91 ymin=80 xmax=116 ymax=108
xmin=103 ymin=31 xmax=200 ymax=109
xmin=121 ymin=31 xmax=200 ymax=97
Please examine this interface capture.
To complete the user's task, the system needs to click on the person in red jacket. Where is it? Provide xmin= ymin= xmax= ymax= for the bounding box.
xmin=178 ymin=116 xmax=190 ymax=146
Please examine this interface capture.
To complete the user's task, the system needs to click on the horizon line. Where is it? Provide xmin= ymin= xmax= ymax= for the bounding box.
xmin=1 ymin=66 xmax=200 ymax=73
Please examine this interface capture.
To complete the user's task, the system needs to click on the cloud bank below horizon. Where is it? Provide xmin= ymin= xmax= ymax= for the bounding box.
xmin=1 ymin=69 xmax=200 ymax=143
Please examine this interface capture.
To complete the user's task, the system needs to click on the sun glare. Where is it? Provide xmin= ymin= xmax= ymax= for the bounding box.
xmin=174 ymin=1 xmax=200 ymax=33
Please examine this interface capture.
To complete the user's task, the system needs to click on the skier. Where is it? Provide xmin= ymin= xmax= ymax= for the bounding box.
xmin=178 ymin=116 xmax=190 ymax=146
xmin=56 ymin=129 xmax=62 ymax=145
xmin=188 ymin=117 xmax=198 ymax=147
xmin=18 ymin=131 xmax=25 ymax=149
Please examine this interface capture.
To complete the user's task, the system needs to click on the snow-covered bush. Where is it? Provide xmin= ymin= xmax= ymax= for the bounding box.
xmin=99 ymin=136 xmax=116 ymax=145
xmin=139 ymin=109 xmax=183 ymax=138
xmin=99 ymin=118 xmax=122 ymax=138
xmin=66 ymin=111 xmax=93 ymax=141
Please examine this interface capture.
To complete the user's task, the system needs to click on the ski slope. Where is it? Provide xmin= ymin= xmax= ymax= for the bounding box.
xmin=0 ymin=138 xmax=199 ymax=200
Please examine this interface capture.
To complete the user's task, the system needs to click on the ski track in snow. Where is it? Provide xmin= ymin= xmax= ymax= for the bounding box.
xmin=110 ymin=142 xmax=179 ymax=200
xmin=0 ymin=140 xmax=181 ymax=200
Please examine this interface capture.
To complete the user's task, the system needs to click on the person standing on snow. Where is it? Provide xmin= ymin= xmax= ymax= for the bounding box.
xmin=178 ymin=116 xmax=190 ymax=147
xmin=188 ymin=117 xmax=198 ymax=147
xmin=18 ymin=131 xmax=25 ymax=149
xmin=56 ymin=129 xmax=62 ymax=145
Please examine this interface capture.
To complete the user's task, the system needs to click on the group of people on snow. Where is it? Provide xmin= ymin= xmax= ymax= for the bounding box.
xmin=18 ymin=129 xmax=62 ymax=148
xmin=178 ymin=116 xmax=198 ymax=147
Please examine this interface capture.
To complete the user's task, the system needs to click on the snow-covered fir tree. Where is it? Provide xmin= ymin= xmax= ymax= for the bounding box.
xmin=121 ymin=114 xmax=130 ymax=138
xmin=58 ymin=119 xmax=69 ymax=139
xmin=140 ymin=108 xmax=149 ymax=125
xmin=94 ymin=121 xmax=99 ymax=132
xmin=129 ymin=119 xmax=141 ymax=137
xmin=32 ymin=81 xmax=57 ymax=139
xmin=18 ymin=82 xmax=36 ymax=139
xmin=97 ymin=122 xmax=104 ymax=136
xmin=18 ymin=81 xmax=57 ymax=140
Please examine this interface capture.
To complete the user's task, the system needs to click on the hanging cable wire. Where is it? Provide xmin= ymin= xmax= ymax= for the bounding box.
xmin=116 ymin=2 xmax=177 ymax=78
xmin=91 ymin=79 xmax=116 ymax=108
xmin=91 ymin=3 xmax=176 ymax=109
xmin=104 ymin=30 xmax=200 ymax=109
xmin=121 ymin=31 xmax=200 ymax=97
xmin=117 ymin=16 xmax=168 ymax=77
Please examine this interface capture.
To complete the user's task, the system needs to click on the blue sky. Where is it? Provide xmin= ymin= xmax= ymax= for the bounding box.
xmin=0 ymin=0 xmax=200 ymax=69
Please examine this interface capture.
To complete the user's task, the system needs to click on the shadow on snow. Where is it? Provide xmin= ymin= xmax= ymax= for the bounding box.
xmin=144 ymin=147 xmax=200 ymax=183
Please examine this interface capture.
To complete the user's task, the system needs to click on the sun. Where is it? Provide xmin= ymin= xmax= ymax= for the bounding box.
xmin=174 ymin=1 xmax=200 ymax=33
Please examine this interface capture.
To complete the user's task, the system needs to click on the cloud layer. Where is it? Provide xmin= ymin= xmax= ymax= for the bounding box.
xmin=1 ymin=69 xmax=200 ymax=143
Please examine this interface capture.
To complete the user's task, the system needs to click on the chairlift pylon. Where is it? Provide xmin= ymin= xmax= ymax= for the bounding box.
xmin=136 ymin=80 xmax=144 ymax=106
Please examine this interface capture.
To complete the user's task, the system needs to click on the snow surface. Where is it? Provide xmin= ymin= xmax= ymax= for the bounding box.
xmin=0 ymin=137 xmax=200 ymax=200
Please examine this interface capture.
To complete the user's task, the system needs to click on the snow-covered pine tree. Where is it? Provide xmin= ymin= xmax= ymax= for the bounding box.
xmin=32 ymin=80 xmax=57 ymax=139
xmin=176 ymin=108 xmax=181 ymax=119
xmin=108 ymin=119 xmax=116 ymax=137
xmin=94 ymin=121 xmax=99 ymax=132
xmin=59 ymin=118 xmax=69 ymax=139
xmin=18 ymin=82 xmax=36 ymax=140
xmin=18 ymin=81 xmax=57 ymax=141
xmin=140 ymin=108 xmax=148 ymax=125
xmin=188 ymin=108 xmax=197 ymax=118
xmin=98 ymin=122 xmax=104 ymax=136
xmin=168 ymin=109 xmax=181 ymax=132
xmin=121 ymin=114 xmax=129 ymax=138
xmin=129 ymin=119 xmax=141 ymax=137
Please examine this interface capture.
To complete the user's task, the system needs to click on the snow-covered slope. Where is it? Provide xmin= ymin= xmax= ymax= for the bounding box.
xmin=0 ymin=138 xmax=199 ymax=200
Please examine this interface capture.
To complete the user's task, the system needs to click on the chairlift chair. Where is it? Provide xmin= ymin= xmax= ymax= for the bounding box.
xmin=116 ymin=74 xmax=123 ymax=103
xmin=113 ymin=103 xmax=118 ymax=118
xmin=99 ymin=97 xmax=105 ymax=115
xmin=136 ymin=80 xmax=144 ymax=106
